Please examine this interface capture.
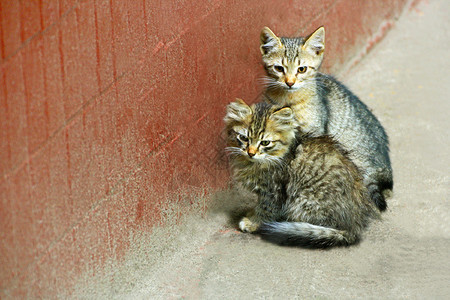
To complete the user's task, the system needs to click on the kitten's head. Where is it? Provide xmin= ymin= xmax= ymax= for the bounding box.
xmin=260 ymin=26 xmax=325 ymax=92
xmin=224 ymin=99 xmax=298 ymax=166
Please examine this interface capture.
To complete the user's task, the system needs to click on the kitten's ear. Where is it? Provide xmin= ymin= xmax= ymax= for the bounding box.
xmin=224 ymin=99 xmax=252 ymax=124
xmin=234 ymin=98 xmax=247 ymax=106
xmin=260 ymin=27 xmax=282 ymax=55
xmin=270 ymin=107 xmax=297 ymax=126
xmin=303 ymin=26 xmax=325 ymax=56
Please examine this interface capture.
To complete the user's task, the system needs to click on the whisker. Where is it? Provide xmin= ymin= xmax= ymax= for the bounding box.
xmin=258 ymin=76 xmax=284 ymax=92
xmin=225 ymin=147 xmax=244 ymax=157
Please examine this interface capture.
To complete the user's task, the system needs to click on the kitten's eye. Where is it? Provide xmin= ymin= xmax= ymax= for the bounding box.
xmin=238 ymin=134 xmax=248 ymax=142
xmin=260 ymin=140 xmax=271 ymax=146
xmin=298 ymin=66 xmax=307 ymax=73
xmin=274 ymin=65 xmax=285 ymax=73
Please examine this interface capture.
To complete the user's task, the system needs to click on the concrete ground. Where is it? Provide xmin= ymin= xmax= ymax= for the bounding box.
xmin=74 ymin=0 xmax=450 ymax=298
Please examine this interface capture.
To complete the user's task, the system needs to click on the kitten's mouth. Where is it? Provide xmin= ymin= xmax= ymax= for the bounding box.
xmin=246 ymin=155 xmax=263 ymax=162
xmin=285 ymin=86 xmax=300 ymax=92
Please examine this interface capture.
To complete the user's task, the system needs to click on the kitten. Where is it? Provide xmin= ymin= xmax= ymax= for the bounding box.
xmin=224 ymin=99 xmax=380 ymax=247
xmin=260 ymin=26 xmax=392 ymax=211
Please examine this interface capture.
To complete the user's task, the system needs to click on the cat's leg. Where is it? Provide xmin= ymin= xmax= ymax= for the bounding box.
xmin=365 ymin=168 xmax=392 ymax=211
xmin=367 ymin=153 xmax=394 ymax=211
xmin=239 ymin=193 xmax=283 ymax=233
xmin=377 ymin=167 xmax=394 ymax=198
xmin=367 ymin=183 xmax=386 ymax=211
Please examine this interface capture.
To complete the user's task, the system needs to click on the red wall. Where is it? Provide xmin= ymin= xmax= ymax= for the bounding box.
xmin=1 ymin=0 xmax=407 ymax=298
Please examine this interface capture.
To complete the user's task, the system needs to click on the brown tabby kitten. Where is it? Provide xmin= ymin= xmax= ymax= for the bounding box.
xmin=259 ymin=26 xmax=393 ymax=211
xmin=224 ymin=99 xmax=380 ymax=247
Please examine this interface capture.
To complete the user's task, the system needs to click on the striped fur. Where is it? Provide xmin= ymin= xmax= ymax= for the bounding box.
xmin=259 ymin=222 xmax=355 ymax=248
xmin=224 ymin=100 xmax=380 ymax=248
xmin=260 ymin=26 xmax=393 ymax=211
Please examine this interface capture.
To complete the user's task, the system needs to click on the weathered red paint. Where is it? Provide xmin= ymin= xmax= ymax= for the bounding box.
xmin=0 ymin=0 xmax=409 ymax=297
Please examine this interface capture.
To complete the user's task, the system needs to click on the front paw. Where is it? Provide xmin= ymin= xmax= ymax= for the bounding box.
xmin=239 ymin=217 xmax=260 ymax=233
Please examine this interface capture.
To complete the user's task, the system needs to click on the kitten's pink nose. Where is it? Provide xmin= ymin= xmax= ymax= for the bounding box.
xmin=286 ymin=80 xmax=295 ymax=87
xmin=247 ymin=146 xmax=257 ymax=157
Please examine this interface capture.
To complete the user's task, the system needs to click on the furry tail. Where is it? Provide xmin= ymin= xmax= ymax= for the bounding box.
xmin=259 ymin=222 xmax=358 ymax=248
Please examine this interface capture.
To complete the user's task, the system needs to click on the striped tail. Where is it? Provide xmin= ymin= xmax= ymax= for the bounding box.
xmin=259 ymin=222 xmax=358 ymax=248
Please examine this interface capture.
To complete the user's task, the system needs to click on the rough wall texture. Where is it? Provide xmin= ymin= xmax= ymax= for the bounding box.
xmin=0 ymin=0 xmax=408 ymax=298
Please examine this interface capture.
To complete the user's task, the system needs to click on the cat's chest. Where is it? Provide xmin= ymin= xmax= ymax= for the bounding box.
xmin=267 ymin=86 xmax=316 ymax=105
xmin=267 ymin=91 xmax=325 ymax=135
xmin=239 ymin=167 xmax=286 ymax=193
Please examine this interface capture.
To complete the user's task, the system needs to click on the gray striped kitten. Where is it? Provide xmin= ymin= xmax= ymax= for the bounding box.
xmin=260 ymin=26 xmax=392 ymax=211
xmin=224 ymin=99 xmax=379 ymax=247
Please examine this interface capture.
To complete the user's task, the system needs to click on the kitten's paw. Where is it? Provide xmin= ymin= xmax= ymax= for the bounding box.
xmin=382 ymin=188 xmax=393 ymax=199
xmin=239 ymin=217 xmax=259 ymax=233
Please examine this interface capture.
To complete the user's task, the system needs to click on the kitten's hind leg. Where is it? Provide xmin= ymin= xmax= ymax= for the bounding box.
xmin=376 ymin=166 xmax=394 ymax=199
xmin=365 ymin=168 xmax=392 ymax=211
xmin=379 ymin=177 xmax=394 ymax=200
xmin=382 ymin=188 xmax=393 ymax=200
xmin=367 ymin=183 xmax=387 ymax=211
